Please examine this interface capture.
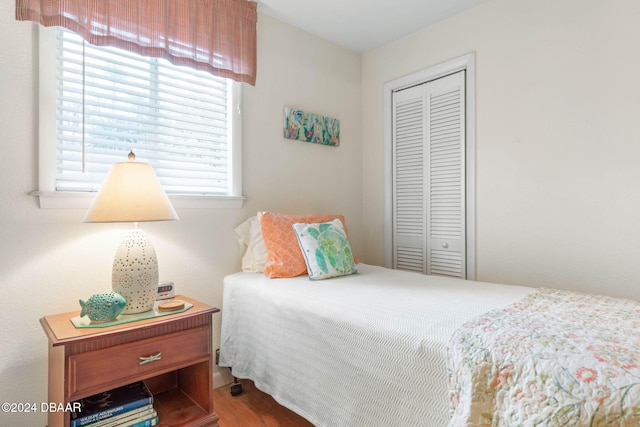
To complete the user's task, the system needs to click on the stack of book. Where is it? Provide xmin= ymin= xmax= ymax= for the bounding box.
xmin=71 ymin=381 xmax=158 ymax=427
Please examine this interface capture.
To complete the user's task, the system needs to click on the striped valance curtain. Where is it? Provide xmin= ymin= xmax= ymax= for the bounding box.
xmin=15 ymin=0 xmax=258 ymax=85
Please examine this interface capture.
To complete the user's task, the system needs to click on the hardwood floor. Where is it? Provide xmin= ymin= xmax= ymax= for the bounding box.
xmin=213 ymin=379 xmax=314 ymax=427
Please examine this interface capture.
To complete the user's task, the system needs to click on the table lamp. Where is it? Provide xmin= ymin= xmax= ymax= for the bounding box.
xmin=83 ymin=151 xmax=179 ymax=314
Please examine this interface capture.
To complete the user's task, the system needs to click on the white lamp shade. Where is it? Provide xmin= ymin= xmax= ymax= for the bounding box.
xmin=83 ymin=161 xmax=178 ymax=223
xmin=83 ymin=156 xmax=178 ymax=314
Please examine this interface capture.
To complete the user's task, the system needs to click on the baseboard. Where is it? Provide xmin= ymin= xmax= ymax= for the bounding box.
xmin=213 ymin=364 xmax=234 ymax=389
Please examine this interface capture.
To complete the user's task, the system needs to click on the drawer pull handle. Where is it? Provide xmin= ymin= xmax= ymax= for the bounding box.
xmin=139 ymin=352 xmax=162 ymax=365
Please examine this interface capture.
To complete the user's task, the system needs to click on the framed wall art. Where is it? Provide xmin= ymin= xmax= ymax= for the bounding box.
xmin=283 ymin=107 xmax=340 ymax=147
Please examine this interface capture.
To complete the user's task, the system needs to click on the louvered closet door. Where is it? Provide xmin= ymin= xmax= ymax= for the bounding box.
xmin=427 ymin=72 xmax=466 ymax=277
xmin=392 ymin=85 xmax=427 ymax=272
xmin=392 ymin=71 xmax=466 ymax=278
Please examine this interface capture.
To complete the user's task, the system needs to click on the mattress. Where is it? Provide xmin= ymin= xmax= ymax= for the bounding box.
xmin=218 ymin=264 xmax=534 ymax=426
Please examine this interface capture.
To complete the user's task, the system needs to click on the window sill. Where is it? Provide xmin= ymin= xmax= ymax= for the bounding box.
xmin=30 ymin=191 xmax=245 ymax=209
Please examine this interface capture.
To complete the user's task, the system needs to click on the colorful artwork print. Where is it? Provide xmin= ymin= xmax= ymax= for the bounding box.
xmin=283 ymin=107 xmax=340 ymax=146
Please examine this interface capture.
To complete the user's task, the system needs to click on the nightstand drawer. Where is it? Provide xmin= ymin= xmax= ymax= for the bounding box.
xmin=68 ymin=326 xmax=210 ymax=398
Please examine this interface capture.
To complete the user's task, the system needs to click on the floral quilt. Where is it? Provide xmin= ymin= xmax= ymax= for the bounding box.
xmin=447 ymin=288 xmax=640 ymax=426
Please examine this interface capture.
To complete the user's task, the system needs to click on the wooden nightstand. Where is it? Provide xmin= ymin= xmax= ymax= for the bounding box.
xmin=40 ymin=296 xmax=220 ymax=427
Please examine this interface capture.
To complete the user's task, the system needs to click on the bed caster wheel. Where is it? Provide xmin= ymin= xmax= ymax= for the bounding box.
xmin=230 ymin=382 xmax=243 ymax=396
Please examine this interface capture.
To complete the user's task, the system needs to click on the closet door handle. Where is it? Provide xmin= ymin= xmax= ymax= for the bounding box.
xmin=442 ymin=242 xmax=449 ymax=248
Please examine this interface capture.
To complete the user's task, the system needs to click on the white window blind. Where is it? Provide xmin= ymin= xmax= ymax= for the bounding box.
xmin=55 ymin=28 xmax=234 ymax=196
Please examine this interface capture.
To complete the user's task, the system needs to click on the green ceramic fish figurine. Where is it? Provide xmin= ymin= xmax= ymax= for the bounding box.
xmin=79 ymin=292 xmax=127 ymax=322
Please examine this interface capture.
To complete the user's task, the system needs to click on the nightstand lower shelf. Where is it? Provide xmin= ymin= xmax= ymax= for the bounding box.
xmin=152 ymin=388 xmax=215 ymax=427
xmin=146 ymin=363 xmax=218 ymax=427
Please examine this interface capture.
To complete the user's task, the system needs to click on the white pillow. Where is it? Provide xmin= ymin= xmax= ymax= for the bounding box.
xmin=292 ymin=219 xmax=358 ymax=280
xmin=234 ymin=216 xmax=268 ymax=273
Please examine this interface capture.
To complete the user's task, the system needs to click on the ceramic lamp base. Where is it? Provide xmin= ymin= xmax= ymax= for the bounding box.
xmin=112 ymin=227 xmax=158 ymax=314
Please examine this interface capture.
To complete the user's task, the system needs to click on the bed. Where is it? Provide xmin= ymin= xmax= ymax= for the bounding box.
xmin=219 ymin=213 xmax=640 ymax=426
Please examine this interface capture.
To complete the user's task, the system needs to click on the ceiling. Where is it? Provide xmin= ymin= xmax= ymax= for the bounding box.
xmin=257 ymin=0 xmax=489 ymax=53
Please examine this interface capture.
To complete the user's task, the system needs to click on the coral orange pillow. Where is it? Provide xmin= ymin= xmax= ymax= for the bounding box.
xmin=258 ymin=212 xmax=357 ymax=278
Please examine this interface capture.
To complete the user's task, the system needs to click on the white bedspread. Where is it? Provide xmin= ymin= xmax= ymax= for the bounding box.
xmin=219 ymin=264 xmax=534 ymax=426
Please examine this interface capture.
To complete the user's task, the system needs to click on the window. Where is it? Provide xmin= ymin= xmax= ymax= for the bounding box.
xmin=36 ymin=27 xmax=243 ymax=209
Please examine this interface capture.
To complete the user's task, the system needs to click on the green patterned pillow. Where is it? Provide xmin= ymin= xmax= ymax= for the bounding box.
xmin=292 ymin=219 xmax=358 ymax=280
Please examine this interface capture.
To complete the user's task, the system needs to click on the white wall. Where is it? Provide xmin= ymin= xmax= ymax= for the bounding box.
xmin=362 ymin=0 xmax=640 ymax=299
xmin=0 ymin=8 xmax=362 ymax=425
